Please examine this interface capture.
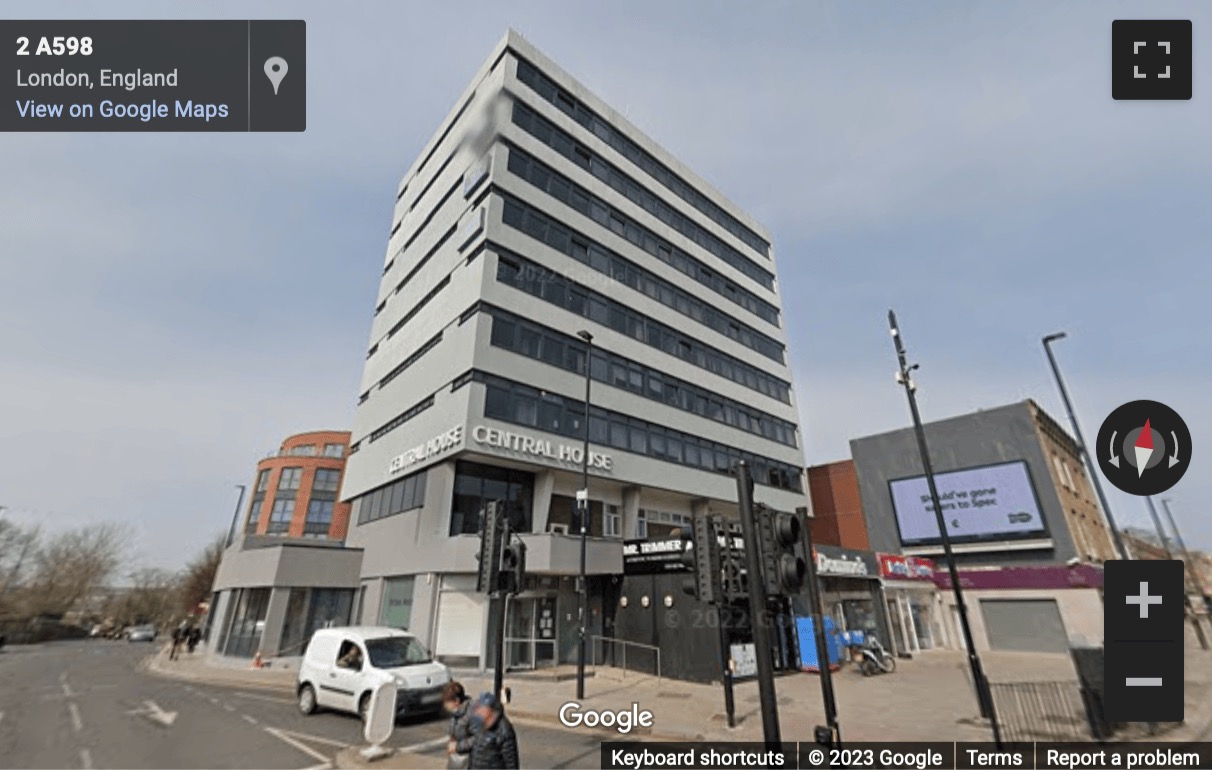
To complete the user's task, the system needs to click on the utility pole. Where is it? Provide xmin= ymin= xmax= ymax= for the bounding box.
xmin=734 ymin=462 xmax=781 ymax=751
xmin=1042 ymin=333 xmax=1129 ymax=560
xmin=889 ymin=310 xmax=1002 ymax=748
xmin=225 ymin=485 xmax=247 ymax=548
xmin=799 ymin=505 xmax=842 ymax=749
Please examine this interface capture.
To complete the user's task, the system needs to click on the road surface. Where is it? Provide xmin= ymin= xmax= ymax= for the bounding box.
xmin=0 ymin=640 xmax=603 ymax=769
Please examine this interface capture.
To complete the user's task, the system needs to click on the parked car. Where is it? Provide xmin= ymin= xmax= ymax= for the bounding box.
xmin=127 ymin=625 xmax=157 ymax=642
xmin=296 ymin=626 xmax=450 ymax=722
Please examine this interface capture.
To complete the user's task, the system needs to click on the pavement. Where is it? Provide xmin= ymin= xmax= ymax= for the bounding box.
xmin=135 ymin=624 xmax=1212 ymax=769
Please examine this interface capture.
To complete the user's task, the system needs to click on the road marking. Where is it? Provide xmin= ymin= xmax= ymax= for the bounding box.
xmin=231 ymin=690 xmax=293 ymax=705
xmin=68 ymin=702 xmax=83 ymax=732
xmin=126 ymin=700 xmax=178 ymax=727
xmin=223 ymin=703 xmax=236 ymax=712
xmin=242 ymin=714 xmax=258 ymax=725
xmin=397 ymin=737 xmax=450 ymax=753
xmin=263 ymin=726 xmax=331 ymax=764
xmin=80 ymin=748 xmax=93 ymax=769
xmin=61 ymin=682 xmax=76 ymax=698
xmin=208 ymin=696 xmax=220 ymax=705
xmin=272 ymin=728 xmax=350 ymax=749
xmin=184 ymin=685 xmax=195 ymax=692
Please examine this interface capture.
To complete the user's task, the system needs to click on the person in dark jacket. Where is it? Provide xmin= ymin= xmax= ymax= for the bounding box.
xmin=466 ymin=692 xmax=518 ymax=770
xmin=444 ymin=682 xmax=472 ymax=768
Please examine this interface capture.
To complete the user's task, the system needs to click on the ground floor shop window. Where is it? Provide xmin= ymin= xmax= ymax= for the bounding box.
xmin=221 ymin=587 xmax=270 ymax=658
xmin=277 ymin=587 xmax=354 ymax=657
xmin=380 ymin=576 xmax=415 ymax=630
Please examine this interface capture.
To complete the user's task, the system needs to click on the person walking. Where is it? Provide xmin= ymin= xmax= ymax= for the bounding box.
xmin=443 ymin=682 xmax=472 ymax=769
xmin=466 ymin=692 xmax=518 ymax=770
xmin=187 ymin=627 xmax=200 ymax=654
xmin=169 ymin=626 xmax=182 ymax=661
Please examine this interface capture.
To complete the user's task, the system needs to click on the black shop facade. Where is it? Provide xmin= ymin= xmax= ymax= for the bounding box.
xmin=608 ymin=537 xmax=800 ymax=684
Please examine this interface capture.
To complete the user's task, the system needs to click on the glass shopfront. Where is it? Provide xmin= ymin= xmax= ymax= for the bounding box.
xmin=877 ymin=553 xmax=944 ymax=654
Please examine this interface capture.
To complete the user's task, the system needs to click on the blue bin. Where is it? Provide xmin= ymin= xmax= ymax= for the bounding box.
xmin=796 ymin=616 xmax=841 ymax=671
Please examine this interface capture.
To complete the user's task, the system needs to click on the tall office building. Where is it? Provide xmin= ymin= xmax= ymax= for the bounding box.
xmin=341 ymin=30 xmax=807 ymax=669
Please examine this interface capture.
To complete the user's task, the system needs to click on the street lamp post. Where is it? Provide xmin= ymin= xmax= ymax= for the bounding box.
xmin=1159 ymin=498 xmax=1212 ymax=650
xmin=575 ymin=330 xmax=593 ymax=701
xmin=889 ymin=310 xmax=1002 ymax=748
xmin=225 ymin=485 xmax=248 ymax=549
xmin=1042 ymin=333 xmax=1129 ymax=560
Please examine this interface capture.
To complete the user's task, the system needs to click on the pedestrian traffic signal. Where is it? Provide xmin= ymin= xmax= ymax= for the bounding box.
xmin=679 ymin=514 xmax=721 ymax=604
xmin=756 ymin=505 xmax=806 ymax=596
xmin=500 ymin=540 xmax=526 ymax=595
xmin=476 ymin=500 xmax=505 ymax=594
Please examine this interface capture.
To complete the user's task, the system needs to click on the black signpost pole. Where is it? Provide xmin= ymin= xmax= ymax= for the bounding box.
xmin=799 ymin=506 xmax=842 ymax=749
xmin=493 ymin=516 xmax=509 ymax=700
xmin=716 ymin=515 xmax=737 ymax=729
xmin=889 ymin=310 xmax=1003 ymax=749
xmin=735 ymin=462 xmax=781 ymax=751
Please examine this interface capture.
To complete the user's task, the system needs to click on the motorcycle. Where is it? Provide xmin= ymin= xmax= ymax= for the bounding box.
xmin=859 ymin=636 xmax=896 ymax=676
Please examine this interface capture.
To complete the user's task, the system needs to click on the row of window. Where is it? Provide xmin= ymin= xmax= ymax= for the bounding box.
xmin=514 ymin=59 xmax=771 ymax=258
xmin=500 ymin=193 xmax=783 ymax=362
xmin=355 ymin=469 xmax=428 ymax=526
xmin=385 ymin=275 xmax=451 ymax=340
xmin=378 ymin=331 xmax=444 ymax=391
xmin=478 ymin=371 xmax=803 ymax=492
xmin=494 ymin=250 xmax=792 ymax=404
xmin=367 ymin=394 xmax=436 ymax=444
xmin=485 ymin=305 xmax=798 ymax=447
xmin=381 ymin=223 xmax=456 ymax=316
xmin=505 ymin=145 xmax=779 ymax=325
xmin=510 ymin=101 xmax=774 ymax=291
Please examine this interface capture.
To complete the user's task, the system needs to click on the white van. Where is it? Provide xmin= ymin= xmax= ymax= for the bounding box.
xmin=296 ymin=626 xmax=450 ymax=721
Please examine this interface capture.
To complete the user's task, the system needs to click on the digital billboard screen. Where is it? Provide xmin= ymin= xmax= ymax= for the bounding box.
xmin=888 ymin=460 xmax=1048 ymax=546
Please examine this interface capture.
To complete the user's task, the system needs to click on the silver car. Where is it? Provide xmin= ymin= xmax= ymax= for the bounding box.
xmin=127 ymin=625 xmax=156 ymax=642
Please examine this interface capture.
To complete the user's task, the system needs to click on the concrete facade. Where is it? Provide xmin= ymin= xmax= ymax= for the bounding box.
xmin=339 ymin=30 xmax=809 ymax=670
xmin=850 ymin=400 xmax=1103 ymax=567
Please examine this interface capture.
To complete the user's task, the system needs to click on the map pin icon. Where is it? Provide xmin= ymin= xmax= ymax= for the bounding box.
xmin=264 ymin=57 xmax=288 ymax=95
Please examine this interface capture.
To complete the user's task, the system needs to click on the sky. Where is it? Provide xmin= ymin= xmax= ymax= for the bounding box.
xmin=2 ymin=0 xmax=1210 ymax=571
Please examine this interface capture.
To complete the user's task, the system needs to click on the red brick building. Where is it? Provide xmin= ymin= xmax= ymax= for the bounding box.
xmin=244 ymin=430 xmax=353 ymax=540
xmin=806 ymin=459 xmax=871 ymax=550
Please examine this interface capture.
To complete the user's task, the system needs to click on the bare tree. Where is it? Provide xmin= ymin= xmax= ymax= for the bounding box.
xmin=21 ymin=523 xmax=127 ymax=618
xmin=0 ymin=519 xmax=40 ymax=616
xmin=178 ymin=533 xmax=226 ymax=616
xmin=120 ymin=567 xmax=183 ymax=627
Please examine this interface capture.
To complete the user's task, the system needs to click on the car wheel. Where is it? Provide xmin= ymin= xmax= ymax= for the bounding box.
xmin=358 ymin=692 xmax=371 ymax=723
xmin=298 ymin=684 xmax=317 ymax=716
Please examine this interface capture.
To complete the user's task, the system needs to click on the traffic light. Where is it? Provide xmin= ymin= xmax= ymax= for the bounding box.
xmin=476 ymin=501 xmax=505 ymax=594
xmin=500 ymin=540 xmax=526 ymax=595
xmin=679 ymin=514 xmax=721 ymax=604
xmin=719 ymin=520 xmax=746 ymax=600
xmin=755 ymin=505 xmax=806 ymax=596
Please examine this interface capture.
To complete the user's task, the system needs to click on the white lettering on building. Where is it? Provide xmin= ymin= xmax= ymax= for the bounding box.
xmin=388 ymin=426 xmax=464 ymax=475
xmin=472 ymin=425 xmax=613 ymax=471
xmin=816 ymin=553 xmax=870 ymax=577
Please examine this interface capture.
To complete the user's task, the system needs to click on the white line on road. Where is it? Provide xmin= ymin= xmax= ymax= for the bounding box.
xmin=263 ymin=726 xmax=331 ymax=764
xmin=231 ymin=690 xmax=294 ymax=705
xmin=223 ymin=703 xmax=236 ymax=712
xmin=68 ymin=702 xmax=83 ymax=733
xmin=273 ymin=728 xmax=350 ymax=749
xmin=242 ymin=714 xmax=258 ymax=725
xmin=208 ymin=696 xmax=220 ymax=705
xmin=79 ymin=748 xmax=93 ymax=769
xmin=0 ymin=711 xmax=4 ymax=727
xmin=397 ymin=737 xmax=450 ymax=754
xmin=61 ymin=682 xmax=76 ymax=698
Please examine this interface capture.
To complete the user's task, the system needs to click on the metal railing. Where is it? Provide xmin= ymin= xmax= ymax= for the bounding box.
xmin=590 ymin=636 xmax=660 ymax=684
xmin=989 ymin=681 xmax=1092 ymax=742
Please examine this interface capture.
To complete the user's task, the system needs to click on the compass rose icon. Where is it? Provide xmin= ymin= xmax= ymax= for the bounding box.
xmin=1097 ymin=400 xmax=1191 ymax=495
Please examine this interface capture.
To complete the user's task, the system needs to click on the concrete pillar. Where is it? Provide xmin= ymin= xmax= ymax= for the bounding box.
xmin=622 ymin=486 xmax=641 ymax=538
xmin=259 ymin=587 xmax=291 ymax=657
xmin=532 ymin=470 xmax=556 ymax=533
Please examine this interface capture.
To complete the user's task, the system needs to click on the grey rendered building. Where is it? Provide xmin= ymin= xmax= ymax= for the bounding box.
xmin=340 ymin=31 xmax=808 ymax=669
